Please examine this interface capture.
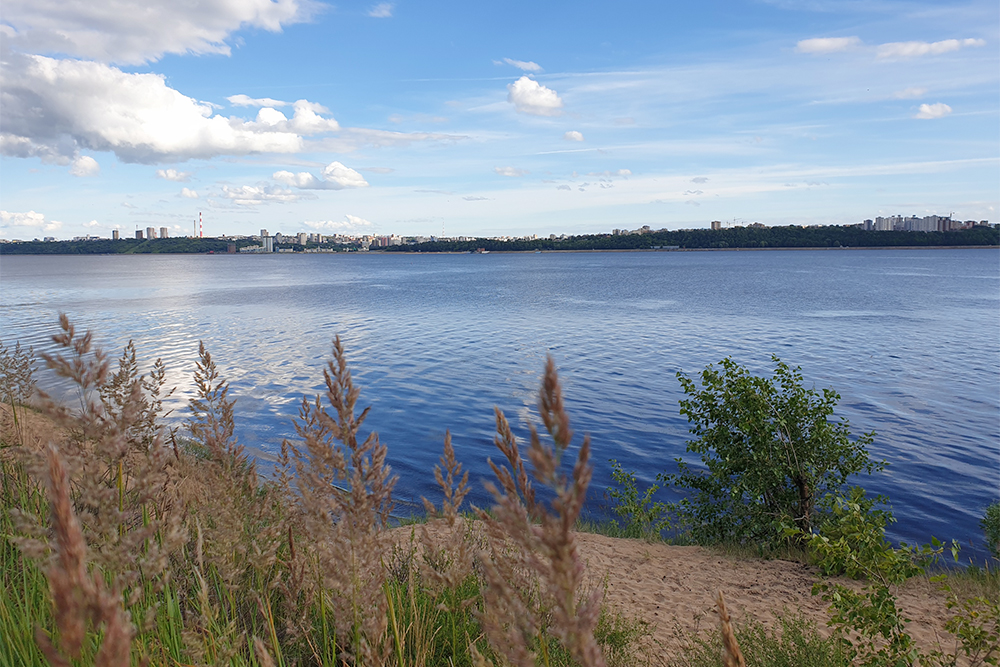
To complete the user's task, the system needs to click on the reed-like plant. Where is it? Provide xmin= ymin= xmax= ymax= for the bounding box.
xmin=283 ymin=335 xmax=398 ymax=665
xmin=473 ymin=357 xmax=606 ymax=667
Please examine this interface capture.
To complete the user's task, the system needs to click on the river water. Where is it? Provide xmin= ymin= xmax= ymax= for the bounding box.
xmin=2 ymin=248 xmax=998 ymax=558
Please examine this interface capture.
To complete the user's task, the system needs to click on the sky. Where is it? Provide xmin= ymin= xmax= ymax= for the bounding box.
xmin=1 ymin=0 xmax=998 ymax=240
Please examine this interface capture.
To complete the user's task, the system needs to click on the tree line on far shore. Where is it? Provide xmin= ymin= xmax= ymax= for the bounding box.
xmin=1 ymin=224 xmax=997 ymax=255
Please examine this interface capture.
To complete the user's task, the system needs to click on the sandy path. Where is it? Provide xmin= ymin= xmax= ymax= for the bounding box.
xmin=574 ymin=531 xmax=956 ymax=662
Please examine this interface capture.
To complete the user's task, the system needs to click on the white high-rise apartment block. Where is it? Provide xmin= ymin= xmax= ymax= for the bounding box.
xmin=146 ymin=226 xmax=156 ymax=240
xmin=160 ymin=227 xmax=169 ymax=239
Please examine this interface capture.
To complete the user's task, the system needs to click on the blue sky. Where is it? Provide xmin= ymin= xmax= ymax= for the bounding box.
xmin=1 ymin=0 xmax=997 ymax=240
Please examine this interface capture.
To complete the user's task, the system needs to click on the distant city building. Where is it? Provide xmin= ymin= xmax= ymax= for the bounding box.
xmin=261 ymin=229 xmax=269 ymax=238
xmin=146 ymin=226 xmax=156 ymax=240
xmin=160 ymin=227 xmax=169 ymax=239
xmin=228 ymin=242 xmax=237 ymax=254
xmin=262 ymin=236 xmax=274 ymax=252
xmin=711 ymin=220 xmax=722 ymax=231
xmin=135 ymin=230 xmax=143 ymax=240
xmin=297 ymin=232 xmax=308 ymax=245
xmin=112 ymin=230 xmax=120 ymax=240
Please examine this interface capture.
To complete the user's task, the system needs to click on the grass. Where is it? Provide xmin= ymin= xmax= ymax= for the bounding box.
xmin=1 ymin=317 xmax=656 ymax=667
xmin=670 ymin=614 xmax=850 ymax=667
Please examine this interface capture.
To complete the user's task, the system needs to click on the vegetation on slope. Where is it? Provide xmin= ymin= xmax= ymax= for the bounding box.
xmin=1 ymin=325 xmax=997 ymax=666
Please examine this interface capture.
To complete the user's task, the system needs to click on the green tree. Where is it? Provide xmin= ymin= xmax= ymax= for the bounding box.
xmin=667 ymin=356 xmax=882 ymax=547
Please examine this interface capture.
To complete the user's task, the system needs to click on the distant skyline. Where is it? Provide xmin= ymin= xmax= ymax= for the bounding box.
xmin=1 ymin=0 xmax=998 ymax=240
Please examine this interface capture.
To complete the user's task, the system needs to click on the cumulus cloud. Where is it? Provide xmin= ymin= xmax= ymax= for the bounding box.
xmin=70 ymin=155 xmax=100 ymax=176
xmin=497 ymin=57 xmax=542 ymax=72
xmin=691 ymin=176 xmax=709 ymax=183
xmin=272 ymin=161 xmax=368 ymax=190
xmin=220 ymin=184 xmax=304 ymax=205
xmin=227 ymin=94 xmax=289 ymax=107
xmin=556 ymin=184 xmax=571 ymax=191
xmin=0 ymin=209 xmax=62 ymax=231
xmin=877 ymin=38 xmax=985 ymax=59
xmin=894 ymin=87 xmax=927 ymax=99
xmin=367 ymin=3 xmax=393 ymax=18
xmin=181 ymin=187 xmax=199 ymax=198
xmin=494 ymin=166 xmax=528 ymax=177
xmin=156 ymin=168 xmax=192 ymax=181
xmin=684 ymin=190 xmax=703 ymax=195
xmin=305 ymin=214 xmax=373 ymax=230
xmin=796 ymin=36 xmax=862 ymax=54
xmin=0 ymin=52 xmax=341 ymax=164
xmin=506 ymin=76 xmax=563 ymax=116
xmin=1 ymin=0 xmax=316 ymax=65
xmin=563 ymin=131 xmax=584 ymax=142
xmin=914 ymin=103 xmax=952 ymax=119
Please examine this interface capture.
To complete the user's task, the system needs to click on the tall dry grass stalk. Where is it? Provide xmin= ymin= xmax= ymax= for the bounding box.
xmin=715 ymin=590 xmax=746 ymax=667
xmin=419 ymin=431 xmax=475 ymax=594
xmin=35 ymin=444 xmax=133 ymax=667
xmin=22 ymin=315 xmax=183 ymax=604
xmin=283 ymin=335 xmax=398 ymax=665
xmin=474 ymin=357 xmax=607 ymax=667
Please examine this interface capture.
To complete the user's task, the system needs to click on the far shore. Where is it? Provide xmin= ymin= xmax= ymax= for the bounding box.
xmin=2 ymin=244 xmax=997 ymax=257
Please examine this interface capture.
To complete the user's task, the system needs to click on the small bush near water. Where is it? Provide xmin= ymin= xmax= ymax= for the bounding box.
xmin=605 ymin=355 xmax=999 ymax=667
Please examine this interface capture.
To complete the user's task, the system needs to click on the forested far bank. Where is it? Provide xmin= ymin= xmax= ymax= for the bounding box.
xmin=1 ymin=224 xmax=997 ymax=255
xmin=386 ymin=225 xmax=1000 ymax=253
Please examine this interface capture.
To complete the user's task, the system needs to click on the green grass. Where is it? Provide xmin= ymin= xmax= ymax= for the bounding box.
xmin=671 ymin=614 xmax=850 ymax=667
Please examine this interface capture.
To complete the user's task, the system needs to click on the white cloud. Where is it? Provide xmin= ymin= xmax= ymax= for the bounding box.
xmin=156 ymin=168 xmax=192 ymax=182
xmin=272 ymin=161 xmax=369 ymax=190
xmin=367 ymin=3 xmax=393 ymax=18
xmin=498 ymin=58 xmax=542 ymax=72
xmin=692 ymin=176 xmax=709 ymax=183
xmin=70 ymin=155 xmax=100 ymax=176
xmin=877 ymin=38 xmax=985 ymax=59
xmin=1 ymin=0 xmax=316 ymax=65
xmin=894 ymin=87 xmax=927 ymax=99
xmin=796 ymin=37 xmax=862 ymax=54
xmin=914 ymin=103 xmax=952 ymax=119
xmin=587 ymin=169 xmax=631 ymax=178
xmin=227 ymin=94 xmax=289 ymax=108
xmin=83 ymin=220 xmax=101 ymax=228
xmin=0 ymin=209 xmax=62 ymax=231
xmin=220 ymin=184 xmax=304 ymax=206
xmin=494 ymin=166 xmax=528 ymax=177
xmin=181 ymin=187 xmax=199 ymax=198
xmin=305 ymin=214 xmax=373 ymax=230
xmin=506 ymin=76 xmax=563 ymax=116
xmin=556 ymin=184 xmax=571 ymax=191
xmin=0 ymin=52 xmax=341 ymax=164
xmin=463 ymin=196 xmax=489 ymax=201
xmin=563 ymin=131 xmax=584 ymax=142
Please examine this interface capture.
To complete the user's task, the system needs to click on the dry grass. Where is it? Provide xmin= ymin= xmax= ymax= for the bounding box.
xmin=2 ymin=316 xmax=654 ymax=667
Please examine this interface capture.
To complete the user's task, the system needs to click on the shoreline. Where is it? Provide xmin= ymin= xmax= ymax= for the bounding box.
xmin=1 ymin=244 xmax=997 ymax=257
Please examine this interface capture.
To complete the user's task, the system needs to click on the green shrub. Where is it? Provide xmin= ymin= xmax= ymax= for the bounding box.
xmin=666 ymin=356 xmax=882 ymax=548
xmin=606 ymin=459 xmax=672 ymax=540
xmin=983 ymin=501 xmax=1000 ymax=561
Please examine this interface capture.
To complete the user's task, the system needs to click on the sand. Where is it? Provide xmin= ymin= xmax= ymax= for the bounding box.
xmin=401 ymin=521 xmax=961 ymax=664
xmin=572 ymin=531 xmax=954 ymax=661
